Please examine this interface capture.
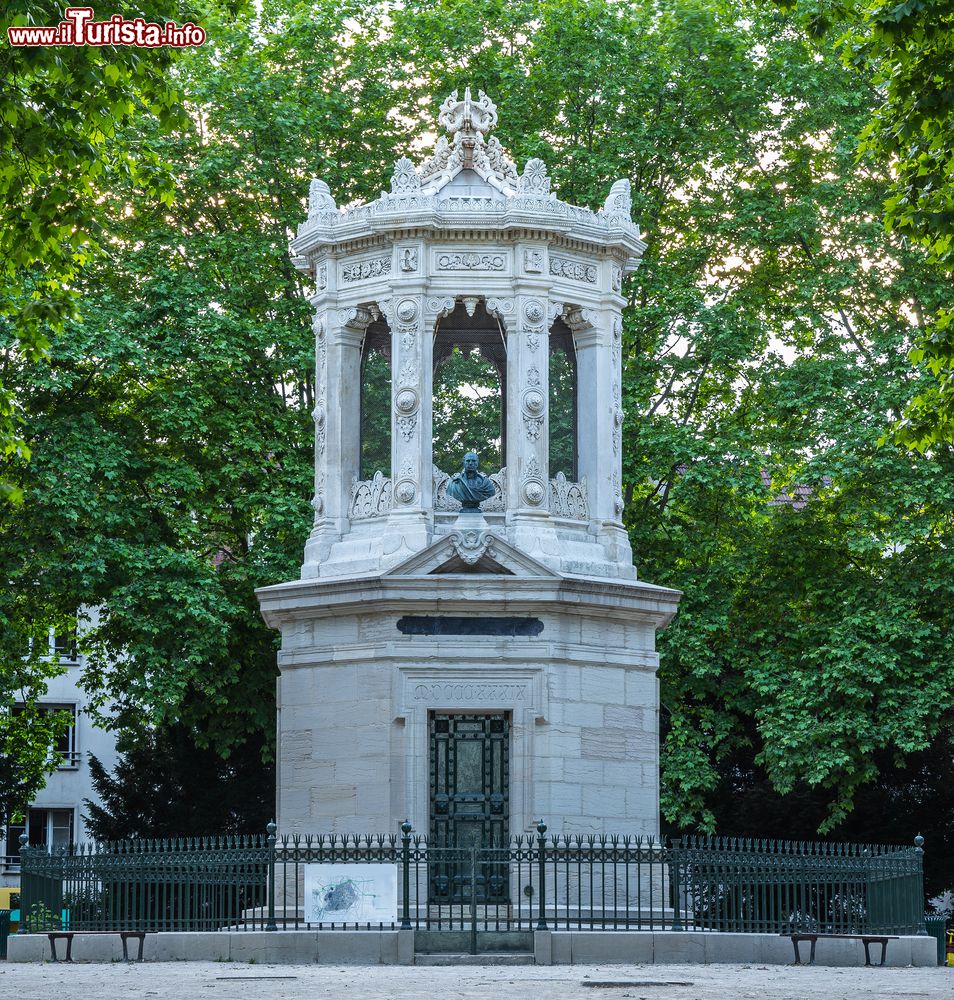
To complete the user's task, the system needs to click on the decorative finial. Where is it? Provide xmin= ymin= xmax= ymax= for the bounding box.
xmin=308 ymin=179 xmax=337 ymax=217
xmin=438 ymin=87 xmax=498 ymax=137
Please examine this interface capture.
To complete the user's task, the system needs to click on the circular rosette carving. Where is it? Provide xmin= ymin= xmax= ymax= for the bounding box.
xmin=395 ymin=479 xmax=416 ymax=505
xmin=522 ymin=388 xmax=545 ymax=416
xmin=523 ymin=299 xmax=544 ymax=324
xmin=312 ymin=404 xmax=325 ymax=428
xmin=523 ymin=479 xmax=546 ymax=506
xmin=396 ymin=299 xmax=418 ymax=323
xmin=395 ymin=387 xmax=418 ymax=414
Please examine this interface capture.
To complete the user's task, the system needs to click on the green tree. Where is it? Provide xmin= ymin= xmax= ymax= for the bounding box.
xmin=85 ymin=719 xmax=274 ymax=839
xmin=779 ymin=0 xmax=954 ymax=448
xmin=5 ymin=0 xmax=951 ymax=840
xmin=3 ymin=0 xmax=401 ymax=773
xmin=0 ymin=1 xmax=190 ymax=498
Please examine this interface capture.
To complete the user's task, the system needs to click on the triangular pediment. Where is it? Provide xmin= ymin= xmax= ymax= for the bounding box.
xmin=384 ymin=531 xmax=560 ymax=579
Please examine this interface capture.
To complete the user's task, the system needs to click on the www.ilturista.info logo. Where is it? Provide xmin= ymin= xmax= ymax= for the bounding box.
xmin=7 ymin=7 xmax=206 ymax=47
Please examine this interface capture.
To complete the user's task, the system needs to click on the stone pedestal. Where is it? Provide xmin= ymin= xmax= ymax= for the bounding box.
xmin=258 ymin=533 xmax=679 ymax=835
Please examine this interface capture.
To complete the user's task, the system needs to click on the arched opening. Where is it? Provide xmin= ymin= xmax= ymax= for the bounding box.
xmin=359 ymin=321 xmax=391 ymax=479
xmin=549 ymin=319 xmax=577 ymax=480
xmin=432 ymin=300 xmax=507 ymax=476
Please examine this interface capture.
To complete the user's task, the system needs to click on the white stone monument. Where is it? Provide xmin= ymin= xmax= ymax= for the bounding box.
xmin=257 ymin=89 xmax=681 ymax=845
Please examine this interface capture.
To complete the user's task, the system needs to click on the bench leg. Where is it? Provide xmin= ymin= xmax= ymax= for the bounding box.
xmin=121 ymin=933 xmax=145 ymax=962
xmin=864 ymin=940 xmax=872 ymax=966
xmin=810 ymin=938 xmax=816 ymax=965
xmin=792 ymin=937 xmax=801 ymax=964
xmin=880 ymin=940 xmax=888 ymax=967
xmin=47 ymin=935 xmax=58 ymax=962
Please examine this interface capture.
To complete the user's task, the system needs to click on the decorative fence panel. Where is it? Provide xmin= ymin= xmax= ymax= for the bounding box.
xmin=17 ymin=826 xmax=926 ymax=937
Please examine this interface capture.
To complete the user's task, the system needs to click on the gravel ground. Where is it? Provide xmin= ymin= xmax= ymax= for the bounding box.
xmin=1 ymin=961 xmax=951 ymax=1000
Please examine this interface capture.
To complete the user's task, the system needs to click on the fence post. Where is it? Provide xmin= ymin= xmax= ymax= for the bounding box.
xmin=470 ymin=845 xmax=478 ymax=956
xmin=17 ymin=834 xmax=28 ymax=934
xmin=536 ymin=821 xmax=548 ymax=931
xmin=669 ymin=837 xmax=684 ymax=931
xmin=400 ymin=820 xmax=412 ymax=930
xmin=265 ymin=821 xmax=277 ymax=932
xmin=914 ymin=834 xmax=926 ymax=935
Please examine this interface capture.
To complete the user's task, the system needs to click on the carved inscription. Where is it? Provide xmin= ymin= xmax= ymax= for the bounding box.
xmin=412 ymin=683 xmax=528 ymax=702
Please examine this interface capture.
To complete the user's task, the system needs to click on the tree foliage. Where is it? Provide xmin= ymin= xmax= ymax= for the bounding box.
xmin=0 ymin=1 xmax=191 ymax=498
xmin=85 ymin=720 xmax=274 ymax=840
xmin=5 ymin=0 xmax=953 ymax=842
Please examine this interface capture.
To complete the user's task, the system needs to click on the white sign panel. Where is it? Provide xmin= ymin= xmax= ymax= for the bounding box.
xmin=303 ymin=863 xmax=397 ymax=924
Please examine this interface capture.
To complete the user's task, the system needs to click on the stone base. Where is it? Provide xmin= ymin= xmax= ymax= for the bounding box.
xmin=538 ymin=932 xmax=937 ymax=967
xmin=7 ymin=931 xmax=936 ymax=967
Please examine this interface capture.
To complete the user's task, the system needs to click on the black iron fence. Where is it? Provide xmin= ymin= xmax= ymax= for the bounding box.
xmin=17 ymin=825 xmax=926 ymax=936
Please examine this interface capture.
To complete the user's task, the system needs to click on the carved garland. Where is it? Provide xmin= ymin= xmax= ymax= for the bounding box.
xmin=350 ymin=471 xmax=393 ymax=519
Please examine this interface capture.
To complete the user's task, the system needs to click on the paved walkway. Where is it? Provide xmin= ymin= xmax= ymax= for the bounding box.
xmin=1 ymin=962 xmax=951 ymax=1000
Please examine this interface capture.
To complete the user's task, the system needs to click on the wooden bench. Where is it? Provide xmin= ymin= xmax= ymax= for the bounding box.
xmin=46 ymin=930 xmax=148 ymax=962
xmin=786 ymin=932 xmax=899 ymax=966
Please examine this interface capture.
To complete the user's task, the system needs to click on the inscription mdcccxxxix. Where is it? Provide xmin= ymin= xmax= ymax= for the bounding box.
xmin=413 ymin=683 xmax=527 ymax=702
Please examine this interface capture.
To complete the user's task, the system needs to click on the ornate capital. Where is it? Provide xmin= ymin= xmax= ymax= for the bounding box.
xmin=334 ymin=304 xmax=379 ymax=332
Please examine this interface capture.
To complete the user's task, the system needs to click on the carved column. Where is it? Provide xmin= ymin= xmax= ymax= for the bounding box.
xmin=574 ymin=307 xmax=625 ymax=530
xmin=301 ymin=305 xmax=369 ymax=574
xmin=387 ymin=293 xmax=432 ymax=522
xmin=506 ymin=294 xmax=550 ymax=522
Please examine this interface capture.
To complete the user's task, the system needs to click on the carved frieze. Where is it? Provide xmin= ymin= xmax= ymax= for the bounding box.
xmin=550 ymin=257 xmax=598 ymax=283
xmin=341 ymin=256 xmax=391 ymax=283
xmin=435 ymin=251 xmax=506 ymax=272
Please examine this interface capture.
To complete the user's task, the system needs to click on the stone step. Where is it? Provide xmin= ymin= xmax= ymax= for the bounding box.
xmin=414 ymin=953 xmax=535 ymax=966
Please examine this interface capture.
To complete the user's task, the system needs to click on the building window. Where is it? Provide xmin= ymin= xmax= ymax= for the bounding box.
xmin=52 ymin=626 xmax=78 ymax=660
xmin=4 ymin=808 xmax=75 ymax=867
xmin=12 ymin=703 xmax=79 ymax=769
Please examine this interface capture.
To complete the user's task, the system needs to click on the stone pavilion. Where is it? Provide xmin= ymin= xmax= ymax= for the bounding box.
xmin=256 ymin=89 xmax=681 ymax=849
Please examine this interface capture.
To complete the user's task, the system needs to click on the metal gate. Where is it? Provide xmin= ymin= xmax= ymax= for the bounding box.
xmin=429 ymin=713 xmax=509 ymax=905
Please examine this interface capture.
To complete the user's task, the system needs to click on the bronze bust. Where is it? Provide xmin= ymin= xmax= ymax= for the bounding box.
xmin=447 ymin=452 xmax=496 ymax=511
